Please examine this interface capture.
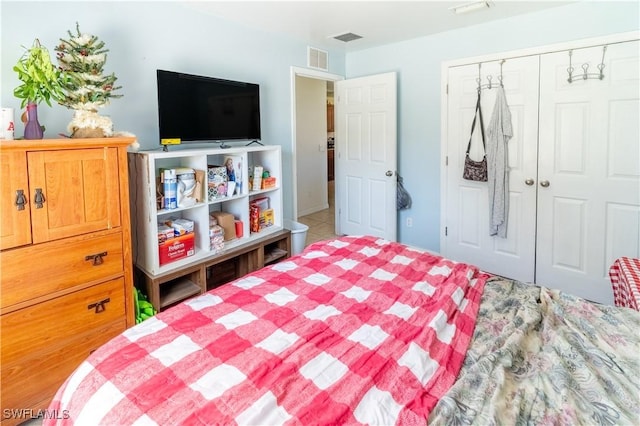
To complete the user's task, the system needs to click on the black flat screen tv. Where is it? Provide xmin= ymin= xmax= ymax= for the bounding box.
xmin=157 ymin=70 xmax=261 ymax=144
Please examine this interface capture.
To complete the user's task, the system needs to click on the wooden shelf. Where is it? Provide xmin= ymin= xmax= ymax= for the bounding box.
xmin=160 ymin=278 xmax=201 ymax=308
xmin=264 ymin=248 xmax=288 ymax=265
xmin=136 ymin=229 xmax=291 ymax=312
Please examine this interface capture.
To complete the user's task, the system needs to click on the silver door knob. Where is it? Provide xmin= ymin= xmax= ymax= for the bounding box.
xmin=525 ymin=178 xmax=535 ymax=186
xmin=386 ymin=170 xmax=393 ymax=177
xmin=540 ymin=180 xmax=550 ymax=188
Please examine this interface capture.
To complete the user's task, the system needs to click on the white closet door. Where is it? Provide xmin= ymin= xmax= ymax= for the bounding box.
xmin=443 ymin=56 xmax=540 ymax=281
xmin=536 ymin=40 xmax=640 ymax=304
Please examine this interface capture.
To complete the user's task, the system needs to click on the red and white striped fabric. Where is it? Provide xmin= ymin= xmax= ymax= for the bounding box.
xmin=47 ymin=236 xmax=489 ymax=426
xmin=609 ymin=256 xmax=640 ymax=311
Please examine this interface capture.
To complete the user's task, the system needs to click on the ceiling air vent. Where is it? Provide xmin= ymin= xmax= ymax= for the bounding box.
xmin=308 ymin=46 xmax=329 ymax=71
xmin=333 ymin=32 xmax=363 ymax=43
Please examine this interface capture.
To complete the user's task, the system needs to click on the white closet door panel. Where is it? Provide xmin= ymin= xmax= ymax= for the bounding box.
xmin=549 ymin=196 xmax=587 ymax=270
xmin=458 ymin=186 xmax=484 ymax=248
xmin=537 ymin=40 xmax=640 ymax=304
xmin=606 ymin=203 xmax=639 ymax=261
xmin=443 ymin=56 xmax=539 ymax=281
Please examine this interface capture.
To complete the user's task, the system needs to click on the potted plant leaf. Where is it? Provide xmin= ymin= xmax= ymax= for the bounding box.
xmin=13 ymin=39 xmax=67 ymax=139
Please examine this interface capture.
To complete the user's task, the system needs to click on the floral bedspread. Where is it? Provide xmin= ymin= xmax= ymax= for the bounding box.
xmin=429 ymin=277 xmax=640 ymax=425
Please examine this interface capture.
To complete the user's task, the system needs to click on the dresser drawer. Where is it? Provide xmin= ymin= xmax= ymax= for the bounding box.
xmin=1 ymin=320 xmax=125 ymax=422
xmin=1 ymin=277 xmax=126 ymax=364
xmin=1 ymin=231 xmax=123 ymax=309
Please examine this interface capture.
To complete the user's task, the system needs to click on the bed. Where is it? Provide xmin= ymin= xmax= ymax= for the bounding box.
xmin=46 ymin=236 xmax=640 ymax=425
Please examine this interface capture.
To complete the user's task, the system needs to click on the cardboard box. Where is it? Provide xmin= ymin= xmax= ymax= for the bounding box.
xmin=157 ymin=224 xmax=174 ymax=244
xmin=163 ymin=217 xmax=194 ymax=236
xmin=250 ymin=197 xmax=271 ymax=233
xmin=252 ymin=196 xmax=269 ymax=211
xmin=261 ymin=176 xmax=276 ymax=189
xmin=159 ymin=232 xmax=195 ymax=265
xmin=250 ymin=204 xmax=260 ymax=233
xmin=210 ymin=211 xmax=236 ymax=241
xmin=208 ymin=165 xmax=228 ymax=200
xmin=252 ymin=166 xmax=263 ymax=191
xmin=260 ymin=208 xmax=274 ymax=228
xmin=209 ymin=225 xmax=225 ymax=253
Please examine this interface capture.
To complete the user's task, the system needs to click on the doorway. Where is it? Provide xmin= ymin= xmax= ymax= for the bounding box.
xmin=291 ymin=67 xmax=343 ymax=245
xmin=291 ymin=68 xmax=399 ymax=244
xmin=298 ymin=81 xmax=337 ymax=245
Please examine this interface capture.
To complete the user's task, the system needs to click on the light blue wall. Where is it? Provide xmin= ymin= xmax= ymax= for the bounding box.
xmin=0 ymin=1 xmax=346 ymax=221
xmin=2 ymin=2 xmax=638 ymax=249
xmin=345 ymin=1 xmax=640 ymax=252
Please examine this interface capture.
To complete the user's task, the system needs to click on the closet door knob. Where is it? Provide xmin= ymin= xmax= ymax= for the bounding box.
xmin=540 ymin=180 xmax=550 ymax=188
xmin=385 ymin=170 xmax=393 ymax=177
xmin=525 ymin=179 xmax=535 ymax=186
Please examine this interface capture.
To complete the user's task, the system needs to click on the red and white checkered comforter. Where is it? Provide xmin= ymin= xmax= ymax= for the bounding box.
xmin=47 ymin=236 xmax=489 ymax=425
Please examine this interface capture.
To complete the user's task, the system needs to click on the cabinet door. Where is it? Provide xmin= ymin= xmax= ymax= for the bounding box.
xmin=0 ymin=151 xmax=32 ymax=250
xmin=28 ymin=148 xmax=122 ymax=243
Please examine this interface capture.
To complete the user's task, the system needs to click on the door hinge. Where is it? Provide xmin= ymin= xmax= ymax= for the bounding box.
xmin=446 ymin=84 xmax=448 ymax=95
xmin=445 ymin=156 xmax=448 ymax=166
xmin=445 ymin=226 xmax=448 ymax=236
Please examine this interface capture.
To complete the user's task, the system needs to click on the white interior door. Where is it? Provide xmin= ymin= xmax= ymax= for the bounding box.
xmin=442 ymin=57 xmax=540 ymax=282
xmin=335 ymin=72 xmax=397 ymax=240
xmin=536 ymin=40 xmax=640 ymax=304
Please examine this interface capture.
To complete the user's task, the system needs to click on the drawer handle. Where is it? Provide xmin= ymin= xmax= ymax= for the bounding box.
xmin=85 ymin=251 xmax=108 ymax=266
xmin=34 ymin=188 xmax=46 ymax=208
xmin=88 ymin=298 xmax=111 ymax=313
xmin=15 ymin=190 xmax=27 ymax=211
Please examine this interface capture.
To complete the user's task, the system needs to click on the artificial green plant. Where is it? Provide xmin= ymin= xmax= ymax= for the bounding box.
xmin=13 ymin=39 xmax=67 ymax=108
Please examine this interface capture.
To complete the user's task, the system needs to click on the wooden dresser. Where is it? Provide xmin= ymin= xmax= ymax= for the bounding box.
xmin=0 ymin=137 xmax=136 ymax=425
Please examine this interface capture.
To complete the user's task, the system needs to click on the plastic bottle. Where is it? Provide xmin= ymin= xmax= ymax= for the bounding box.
xmin=163 ymin=169 xmax=177 ymax=209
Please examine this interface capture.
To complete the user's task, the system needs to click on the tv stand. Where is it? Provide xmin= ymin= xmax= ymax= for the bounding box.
xmin=246 ymin=140 xmax=263 ymax=146
xmin=128 ymin=144 xmax=286 ymax=311
xmin=135 ymin=229 xmax=291 ymax=312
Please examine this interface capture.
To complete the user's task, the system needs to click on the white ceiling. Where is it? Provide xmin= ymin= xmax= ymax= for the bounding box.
xmin=184 ymin=0 xmax=575 ymax=52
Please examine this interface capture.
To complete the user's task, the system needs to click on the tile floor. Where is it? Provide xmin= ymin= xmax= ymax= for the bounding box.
xmin=297 ymin=180 xmax=338 ymax=247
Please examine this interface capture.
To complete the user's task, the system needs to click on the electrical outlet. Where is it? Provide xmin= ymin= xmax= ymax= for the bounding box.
xmin=406 ymin=217 xmax=413 ymax=228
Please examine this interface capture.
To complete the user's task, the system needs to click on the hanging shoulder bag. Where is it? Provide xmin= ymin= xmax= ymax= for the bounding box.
xmin=396 ymin=173 xmax=412 ymax=210
xmin=462 ymin=92 xmax=488 ymax=182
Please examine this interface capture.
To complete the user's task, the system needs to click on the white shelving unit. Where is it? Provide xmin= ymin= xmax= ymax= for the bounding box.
xmin=129 ymin=144 xmax=283 ymax=276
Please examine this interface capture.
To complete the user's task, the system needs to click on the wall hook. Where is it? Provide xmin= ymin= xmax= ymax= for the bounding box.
xmin=567 ymin=45 xmax=607 ymax=83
